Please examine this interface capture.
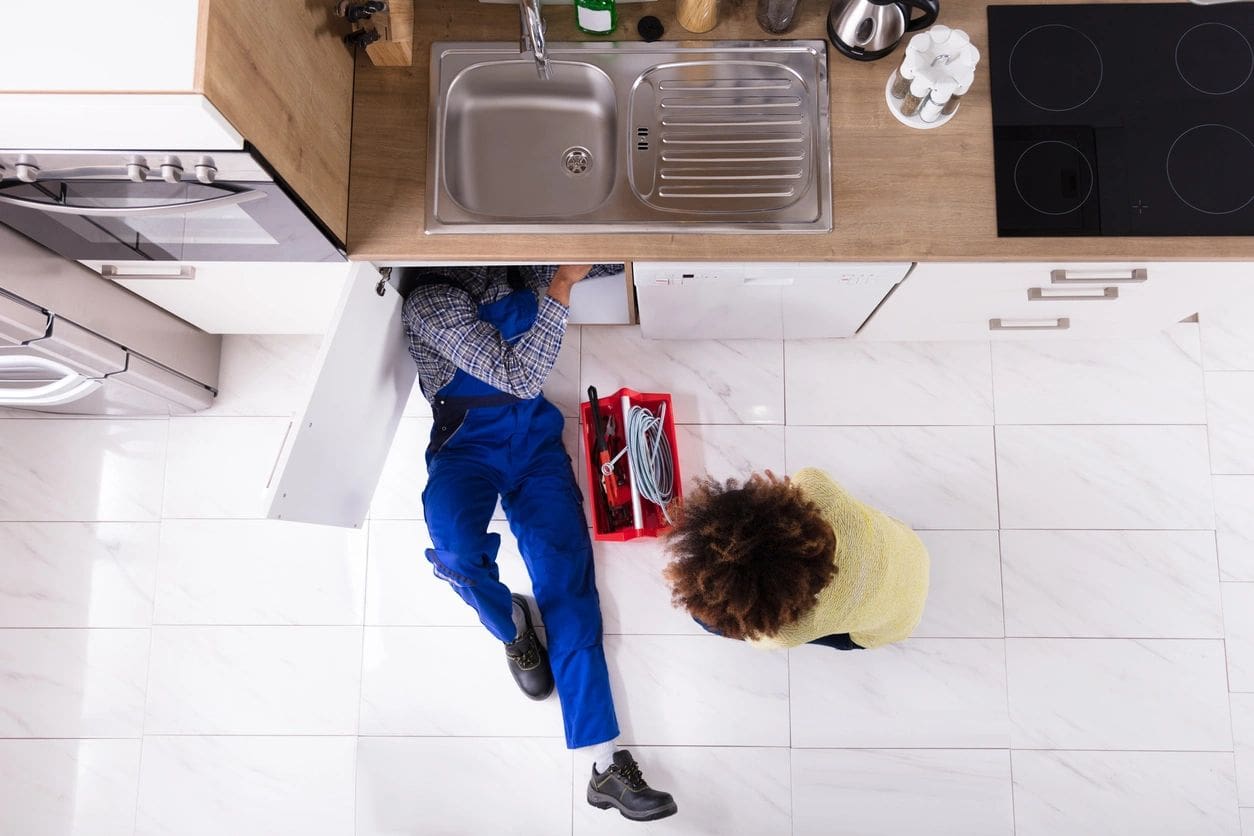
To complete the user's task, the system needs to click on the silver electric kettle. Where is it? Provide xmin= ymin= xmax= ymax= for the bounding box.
xmin=828 ymin=0 xmax=940 ymax=61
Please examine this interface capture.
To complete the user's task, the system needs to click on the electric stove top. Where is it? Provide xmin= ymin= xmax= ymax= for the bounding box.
xmin=988 ymin=3 xmax=1254 ymax=237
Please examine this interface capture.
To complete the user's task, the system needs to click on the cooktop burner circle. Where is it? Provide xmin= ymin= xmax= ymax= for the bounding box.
xmin=1013 ymin=141 xmax=1096 ymax=216
xmin=1175 ymin=23 xmax=1254 ymax=96
xmin=1009 ymin=24 xmax=1104 ymax=112
xmin=1167 ymin=124 xmax=1254 ymax=215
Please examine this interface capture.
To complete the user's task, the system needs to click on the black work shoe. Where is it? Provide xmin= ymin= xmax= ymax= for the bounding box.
xmin=587 ymin=749 xmax=678 ymax=822
xmin=504 ymin=594 xmax=553 ymax=701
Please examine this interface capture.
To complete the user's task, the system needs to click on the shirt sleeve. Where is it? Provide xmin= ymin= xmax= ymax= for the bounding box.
xmin=402 ymin=283 xmax=569 ymax=399
xmin=526 ymin=263 xmax=623 ymax=288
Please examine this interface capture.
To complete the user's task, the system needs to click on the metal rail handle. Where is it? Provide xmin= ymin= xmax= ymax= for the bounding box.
xmin=0 ymin=188 xmax=265 ymax=218
xmin=1051 ymin=268 xmax=1147 ymax=284
xmin=1028 ymin=287 xmax=1119 ymax=301
xmin=989 ymin=317 xmax=1071 ymax=331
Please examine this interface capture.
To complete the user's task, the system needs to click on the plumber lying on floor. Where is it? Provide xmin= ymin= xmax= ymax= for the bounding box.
xmin=402 ymin=263 xmax=678 ymax=823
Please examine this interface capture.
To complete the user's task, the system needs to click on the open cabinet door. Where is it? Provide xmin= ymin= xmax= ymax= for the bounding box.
xmin=267 ymin=263 xmax=417 ymax=528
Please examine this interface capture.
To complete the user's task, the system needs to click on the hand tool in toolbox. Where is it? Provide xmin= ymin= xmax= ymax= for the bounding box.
xmin=586 ymin=386 xmax=632 ymax=530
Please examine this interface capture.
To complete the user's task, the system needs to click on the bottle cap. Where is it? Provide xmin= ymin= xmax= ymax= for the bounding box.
xmin=638 ymin=15 xmax=664 ymax=42
xmin=909 ymin=76 xmax=931 ymax=97
xmin=907 ymin=32 xmax=933 ymax=53
xmin=930 ymin=24 xmax=952 ymax=44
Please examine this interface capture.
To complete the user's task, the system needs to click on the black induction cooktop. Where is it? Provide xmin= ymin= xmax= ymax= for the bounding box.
xmin=989 ymin=4 xmax=1254 ymax=237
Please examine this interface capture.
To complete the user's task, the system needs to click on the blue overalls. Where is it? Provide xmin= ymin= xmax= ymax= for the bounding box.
xmin=420 ymin=284 xmax=620 ymax=750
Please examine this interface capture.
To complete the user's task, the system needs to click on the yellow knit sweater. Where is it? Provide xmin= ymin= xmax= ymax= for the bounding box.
xmin=748 ymin=468 xmax=930 ymax=650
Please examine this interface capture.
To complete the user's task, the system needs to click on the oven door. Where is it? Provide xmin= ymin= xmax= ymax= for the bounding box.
xmin=0 ymin=178 xmax=345 ymax=262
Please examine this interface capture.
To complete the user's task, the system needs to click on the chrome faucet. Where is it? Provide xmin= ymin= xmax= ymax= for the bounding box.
xmin=518 ymin=0 xmax=552 ymax=79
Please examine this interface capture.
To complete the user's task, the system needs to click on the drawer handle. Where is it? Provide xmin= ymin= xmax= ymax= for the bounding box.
xmin=989 ymin=317 xmax=1071 ymax=331
xmin=1050 ymin=268 xmax=1147 ymax=284
xmin=1028 ymin=286 xmax=1118 ymax=301
xmin=101 ymin=265 xmax=196 ymax=281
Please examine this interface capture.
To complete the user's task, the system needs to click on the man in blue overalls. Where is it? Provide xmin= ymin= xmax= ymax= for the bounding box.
xmin=402 ymin=264 xmax=677 ymax=823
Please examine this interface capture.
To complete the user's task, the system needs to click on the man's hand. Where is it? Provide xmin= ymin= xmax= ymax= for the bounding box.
xmin=546 ymin=264 xmax=594 ymax=307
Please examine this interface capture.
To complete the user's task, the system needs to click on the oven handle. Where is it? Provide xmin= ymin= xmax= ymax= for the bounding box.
xmin=0 ymin=188 xmax=266 ymax=217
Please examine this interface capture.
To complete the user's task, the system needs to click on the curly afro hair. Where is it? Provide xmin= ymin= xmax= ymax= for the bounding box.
xmin=663 ymin=472 xmax=837 ymax=641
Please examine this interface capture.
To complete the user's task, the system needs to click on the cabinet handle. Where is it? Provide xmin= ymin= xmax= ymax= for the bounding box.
xmin=1050 ymin=268 xmax=1147 ymax=284
xmin=101 ymin=265 xmax=196 ymax=281
xmin=989 ymin=317 xmax=1071 ymax=331
xmin=1028 ymin=286 xmax=1118 ymax=301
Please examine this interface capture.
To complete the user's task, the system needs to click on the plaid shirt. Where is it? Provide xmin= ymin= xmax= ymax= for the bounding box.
xmin=402 ymin=264 xmax=620 ymax=402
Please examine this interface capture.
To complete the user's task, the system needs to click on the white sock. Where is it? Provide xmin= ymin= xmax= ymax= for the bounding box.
xmin=581 ymin=740 xmax=618 ymax=774
xmin=511 ymin=598 xmax=527 ymax=641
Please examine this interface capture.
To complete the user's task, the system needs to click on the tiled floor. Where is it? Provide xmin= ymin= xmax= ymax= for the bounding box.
xmin=1 ymin=321 xmax=1252 ymax=836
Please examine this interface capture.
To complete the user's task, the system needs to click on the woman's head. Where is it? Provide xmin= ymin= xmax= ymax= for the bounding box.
xmin=663 ymin=472 xmax=837 ymax=641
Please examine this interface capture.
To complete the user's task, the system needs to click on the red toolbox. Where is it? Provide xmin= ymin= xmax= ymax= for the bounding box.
xmin=580 ymin=387 xmax=682 ymax=541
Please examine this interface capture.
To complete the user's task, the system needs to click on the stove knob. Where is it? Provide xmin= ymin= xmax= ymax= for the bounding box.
xmin=14 ymin=162 xmax=39 ymax=183
xmin=160 ymin=157 xmax=184 ymax=184
xmin=126 ymin=158 xmax=150 ymax=183
xmin=194 ymin=159 xmax=217 ymax=185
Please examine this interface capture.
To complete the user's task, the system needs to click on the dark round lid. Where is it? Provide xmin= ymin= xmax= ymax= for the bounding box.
xmin=638 ymin=15 xmax=664 ymax=42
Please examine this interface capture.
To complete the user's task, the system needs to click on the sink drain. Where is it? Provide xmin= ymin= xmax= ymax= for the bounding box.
xmin=562 ymin=147 xmax=592 ymax=175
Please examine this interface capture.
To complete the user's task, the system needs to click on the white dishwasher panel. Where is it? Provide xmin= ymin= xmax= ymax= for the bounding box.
xmin=633 ymin=262 xmax=911 ymax=340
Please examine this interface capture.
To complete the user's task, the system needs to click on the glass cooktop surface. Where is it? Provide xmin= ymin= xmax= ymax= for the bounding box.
xmin=989 ymin=3 xmax=1254 ymax=236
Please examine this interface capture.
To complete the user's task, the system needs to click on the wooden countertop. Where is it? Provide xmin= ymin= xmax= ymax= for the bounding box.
xmin=346 ymin=0 xmax=1254 ymax=262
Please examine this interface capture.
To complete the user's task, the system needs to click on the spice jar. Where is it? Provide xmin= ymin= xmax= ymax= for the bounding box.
xmin=899 ymin=77 xmax=931 ymax=118
xmin=756 ymin=0 xmax=800 ymax=34
xmin=677 ymin=0 xmax=719 ymax=33
xmin=889 ymin=61 xmax=917 ymax=100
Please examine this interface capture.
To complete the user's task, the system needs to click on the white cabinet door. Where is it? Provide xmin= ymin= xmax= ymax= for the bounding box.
xmin=858 ymin=261 xmax=1225 ymax=341
xmin=82 ymin=261 xmax=351 ymax=334
xmin=633 ymin=262 xmax=910 ymax=340
xmin=267 ymin=264 xmax=417 ymax=529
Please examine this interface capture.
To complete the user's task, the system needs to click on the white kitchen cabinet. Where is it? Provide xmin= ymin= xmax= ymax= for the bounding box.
xmin=858 ymin=261 xmax=1254 ymax=341
xmin=81 ymin=261 xmax=353 ymax=335
xmin=633 ymin=262 xmax=911 ymax=339
xmin=265 ymin=262 xmax=630 ymax=528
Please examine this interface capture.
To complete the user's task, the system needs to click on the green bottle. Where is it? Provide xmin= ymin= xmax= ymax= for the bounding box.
xmin=574 ymin=0 xmax=617 ymax=35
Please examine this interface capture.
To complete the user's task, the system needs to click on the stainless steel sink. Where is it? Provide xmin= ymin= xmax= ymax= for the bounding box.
xmin=427 ymin=41 xmax=832 ymax=234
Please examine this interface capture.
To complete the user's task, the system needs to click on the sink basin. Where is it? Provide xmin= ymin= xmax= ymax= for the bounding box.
xmin=427 ymin=41 xmax=832 ymax=234
xmin=443 ymin=60 xmax=617 ymax=218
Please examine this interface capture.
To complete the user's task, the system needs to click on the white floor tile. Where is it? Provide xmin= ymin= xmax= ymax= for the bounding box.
xmin=546 ymin=324 xmax=582 ymax=418
xmin=786 ymin=426 xmax=998 ymax=529
xmin=1006 ymin=638 xmax=1231 ymax=749
xmin=792 ymin=749 xmax=1013 ymax=836
xmin=1012 ymin=751 xmax=1240 ymax=836
xmin=675 ymin=424 xmax=786 ymax=485
xmin=357 ymin=737 xmax=572 ymax=836
xmin=135 ymin=736 xmax=356 ymax=836
xmin=162 ymin=417 xmax=290 ymax=519
xmin=144 ymin=626 xmax=362 ymax=734
xmin=605 ymin=635 xmax=790 ymax=746
xmin=205 ymin=335 xmax=320 ymax=417
xmin=996 ymin=425 xmax=1215 ymax=529
xmin=0 ymin=522 xmax=159 ymax=627
xmin=0 ymin=628 xmax=148 ymax=737
xmin=1225 ymin=584 xmax=1254 ymax=692
xmin=785 ymin=340 xmax=994 ymax=425
xmin=368 ymin=416 xmax=433 ymax=520
xmin=154 ymin=520 xmax=366 ymax=625
xmin=1202 ymin=305 xmax=1254 ymax=371
xmin=992 ymin=328 xmax=1207 ymax=424
xmin=359 ymin=626 xmax=564 ymax=737
xmin=1001 ymin=531 xmax=1223 ymax=638
xmin=789 ymin=639 xmax=1009 ymax=748
xmin=1233 ymin=694 xmax=1254 ymax=807
xmin=1209 ymin=373 xmax=1254 ymax=474
xmin=913 ymin=531 xmax=1004 ymax=639
xmin=1243 ymin=807 xmax=1254 ymax=836
xmin=581 ymin=327 xmax=785 ymax=424
xmin=1217 ymin=477 xmax=1254 ymax=581
xmin=574 ymin=746 xmax=791 ymax=836
xmin=0 ymin=419 xmax=166 ymax=522
xmin=594 ymin=536 xmax=704 ymax=636
xmin=365 ymin=520 xmax=535 ymax=627
xmin=0 ymin=739 xmax=141 ymax=836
